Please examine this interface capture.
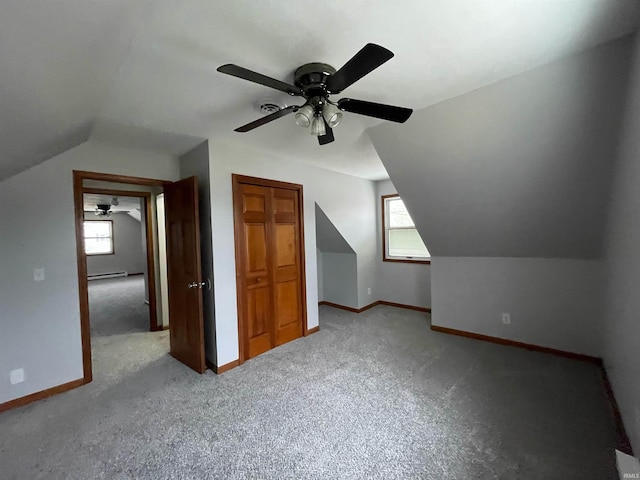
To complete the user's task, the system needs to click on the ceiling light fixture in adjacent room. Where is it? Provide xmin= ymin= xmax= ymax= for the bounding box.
xmin=95 ymin=204 xmax=112 ymax=216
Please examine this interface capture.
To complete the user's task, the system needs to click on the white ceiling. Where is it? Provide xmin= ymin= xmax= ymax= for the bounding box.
xmin=0 ymin=0 xmax=149 ymax=180
xmin=83 ymin=193 xmax=141 ymax=213
xmin=2 ymin=1 xmax=639 ymax=181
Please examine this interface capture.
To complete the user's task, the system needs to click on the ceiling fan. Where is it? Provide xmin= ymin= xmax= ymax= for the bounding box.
xmin=95 ymin=204 xmax=112 ymax=216
xmin=94 ymin=197 xmax=118 ymax=216
xmin=217 ymin=43 xmax=413 ymax=145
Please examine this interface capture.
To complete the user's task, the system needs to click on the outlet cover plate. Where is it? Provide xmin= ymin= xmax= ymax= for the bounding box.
xmin=10 ymin=368 xmax=25 ymax=385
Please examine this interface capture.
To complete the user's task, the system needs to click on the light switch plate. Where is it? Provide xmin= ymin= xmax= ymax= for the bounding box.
xmin=34 ymin=267 xmax=45 ymax=282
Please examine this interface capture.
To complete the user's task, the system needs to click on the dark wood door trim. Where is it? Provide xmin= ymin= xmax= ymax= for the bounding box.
xmin=73 ymin=172 xmax=92 ymax=384
xmin=232 ymin=174 xmax=305 ymax=191
xmin=232 ymin=174 xmax=308 ymax=364
xmin=73 ymin=170 xmax=166 ymax=385
xmin=75 ymin=170 xmax=171 ymax=187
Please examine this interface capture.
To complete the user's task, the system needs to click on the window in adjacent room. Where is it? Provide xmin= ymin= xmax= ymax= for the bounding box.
xmin=84 ymin=220 xmax=114 ymax=255
xmin=382 ymin=194 xmax=430 ymax=263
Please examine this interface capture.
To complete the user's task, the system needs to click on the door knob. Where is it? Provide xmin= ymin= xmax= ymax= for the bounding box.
xmin=188 ymin=281 xmax=206 ymax=289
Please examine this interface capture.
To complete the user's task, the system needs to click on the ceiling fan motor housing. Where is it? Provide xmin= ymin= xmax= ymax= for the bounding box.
xmin=294 ymin=63 xmax=336 ymax=102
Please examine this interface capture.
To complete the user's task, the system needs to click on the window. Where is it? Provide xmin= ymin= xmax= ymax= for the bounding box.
xmin=382 ymin=194 xmax=430 ymax=262
xmin=84 ymin=220 xmax=114 ymax=255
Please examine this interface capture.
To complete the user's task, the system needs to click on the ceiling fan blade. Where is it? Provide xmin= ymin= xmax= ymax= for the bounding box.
xmin=217 ymin=64 xmax=303 ymax=96
xmin=318 ymin=120 xmax=335 ymax=145
xmin=327 ymin=44 xmax=394 ymax=93
xmin=234 ymin=105 xmax=299 ymax=132
xmin=337 ymin=98 xmax=413 ymax=123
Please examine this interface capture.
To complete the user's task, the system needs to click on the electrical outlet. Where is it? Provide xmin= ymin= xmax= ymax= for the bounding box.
xmin=367 ymin=287 xmax=371 ymax=295
xmin=502 ymin=313 xmax=511 ymax=325
xmin=34 ymin=267 xmax=45 ymax=282
xmin=10 ymin=368 xmax=25 ymax=385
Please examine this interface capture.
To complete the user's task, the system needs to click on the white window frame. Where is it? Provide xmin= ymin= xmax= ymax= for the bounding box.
xmin=83 ymin=220 xmax=114 ymax=256
xmin=382 ymin=194 xmax=430 ymax=263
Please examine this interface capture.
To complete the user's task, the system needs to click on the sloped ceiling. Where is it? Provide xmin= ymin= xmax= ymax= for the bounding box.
xmin=315 ymin=204 xmax=355 ymax=254
xmin=1 ymin=1 xmax=639 ymax=181
xmin=370 ymin=36 xmax=635 ymax=259
xmin=0 ymin=0 xmax=151 ymax=180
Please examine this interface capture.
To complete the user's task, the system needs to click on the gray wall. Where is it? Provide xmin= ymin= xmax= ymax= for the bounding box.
xmin=365 ymin=36 xmax=636 ymax=359
xmin=179 ymin=141 xmax=216 ymax=367
xmin=139 ymin=201 xmax=149 ymax=302
xmin=315 ymin=203 xmax=358 ymax=308
xmin=431 ymin=257 xmax=604 ymax=356
xmin=375 ymin=180 xmax=431 ymax=308
xmin=207 ymin=140 xmax=378 ymax=366
xmin=84 ymin=211 xmax=145 ymax=276
xmin=156 ymin=194 xmax=169 ymax=327
xmin=370 ymin=35 xmax=634 ymax=259
xmin=0 ymin=141 xmax=179 ymax=405
xmin=316 ymin=249 xmax=324 ymax=302
xmin=601 ymin=32 xmax=640 ymax=454
xmin=322 ymin=253 xmax=358 ymax=308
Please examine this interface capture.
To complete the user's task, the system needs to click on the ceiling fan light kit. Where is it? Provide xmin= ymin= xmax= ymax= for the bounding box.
xmin=310 ymin=114 xmax=326 ymax=136
xmin=294 ymin=104 xmax=314 ymax=127
xmin=217 ymin=43 xmax=413 ymax=145
xmin=322 ymin=103 xmax=343 ymax=128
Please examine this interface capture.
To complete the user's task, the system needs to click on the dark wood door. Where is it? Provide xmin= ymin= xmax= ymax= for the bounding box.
xmin=233 ymin=176 xmax=305 ymax=362
xmin=164 ymin=176 xmax=206 ymax=373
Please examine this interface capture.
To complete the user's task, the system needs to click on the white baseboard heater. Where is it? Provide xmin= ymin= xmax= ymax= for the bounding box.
xmin=87 ymin=271 xmax=128 ymax=281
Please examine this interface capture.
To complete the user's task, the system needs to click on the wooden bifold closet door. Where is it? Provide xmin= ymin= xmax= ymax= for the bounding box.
xmin=233 ymin=175 xmax=307 ymax=362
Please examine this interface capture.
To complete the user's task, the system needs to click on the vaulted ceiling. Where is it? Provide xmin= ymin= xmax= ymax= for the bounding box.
xmin=371 ymin=36 xmax=635 ymax=258
xmin=1 ymin=1 xmax=639 ymax=181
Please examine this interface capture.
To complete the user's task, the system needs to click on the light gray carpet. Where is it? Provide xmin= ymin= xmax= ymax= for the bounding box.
xmin=88 ymin=276 xmax=150 ymax=336
xmin=0 ymin=305 xmax=619 ymax=479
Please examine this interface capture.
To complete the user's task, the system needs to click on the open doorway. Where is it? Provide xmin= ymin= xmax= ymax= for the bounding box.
xmin=83 ymin=191 xmax=158 ymax=337
xmin=73 ymin=170 xmax=206 ymax=383
xmin=74 ymin=172 xmax=169 ymax=382
xmin=80 ymin=184 xmax=170 ymax=381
